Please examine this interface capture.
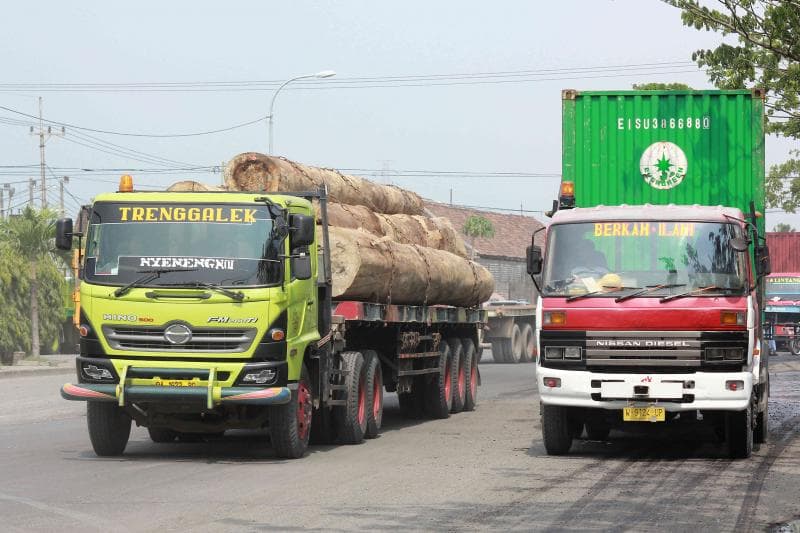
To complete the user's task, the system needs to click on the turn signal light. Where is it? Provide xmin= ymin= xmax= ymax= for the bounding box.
xmin=720 ymin=311 xmax=745 ymax=325
xmin=118 ymin=174 xmax=134 ymax=192
xmin=726 ymin=380 xmax=744 ymax=391
xmin=269 ymin=328 xmax=285 ymax=341
xmin=543 ymin=311 xmax=566 ymax=326
xmin=79 ymin=324 xmax=90 ymax=337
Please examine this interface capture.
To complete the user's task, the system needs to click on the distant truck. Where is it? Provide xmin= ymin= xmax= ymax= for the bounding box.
xmin=527 ymin=89 xmax=770 ymax=458
xmin=483 ymin=300 xmax=536 ymax=363
xmin=765 ymin=273 xmax=800 ymax=355
xmin=57 ymin=180 xmax=484 ymax=458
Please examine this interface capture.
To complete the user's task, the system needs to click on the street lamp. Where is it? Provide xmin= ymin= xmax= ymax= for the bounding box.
xmin=268 ymin=70 xmax=336 ymax=154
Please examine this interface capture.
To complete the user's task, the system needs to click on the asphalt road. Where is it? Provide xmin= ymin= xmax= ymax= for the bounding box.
xmin=1 ymin=352 xmax=799 ymax=532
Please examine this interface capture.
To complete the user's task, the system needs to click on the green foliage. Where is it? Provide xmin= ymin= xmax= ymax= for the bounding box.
xmin=773 ymin=223 xmax=795 ymax=232
xmin=632 ymin=82 xmax=694 ymax=90
xmin=462 ymin=215 xmax=495 ymax=239
xmin=0 ymin=207 xmax=67 ymax=355
xmin=665 ymin=0 xmax=800 ymax=210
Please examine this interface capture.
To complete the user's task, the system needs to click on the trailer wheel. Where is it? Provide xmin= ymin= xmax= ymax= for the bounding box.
xmin=87 ymin=402 xmax=132 ymax=457
xmin=148 ymin=427 xmax=178 ymax=443
xmin=269 ymin=363 xmax=312 ymax=459
xmin=508 ymin=324 xmax=523 ymax=363
xmin=520 ymin=324 xmax=535 ymax=363
xmin=726 ymin=403 xmax=753 ymax=459
xmin=490 ymin=340 xmax=510 ymax=363
xmin=790 ymin=339 xmax=800 ymax=355
xmin=447 ymin=338 xmax=466 ymax=413
xmin=363 ymin=350 xmax=383 ymax=439
xmin=335 ymin=351 xmax=368 ymax=444
xmin=398 ymin=377 xmax=427 ymax=419
xmin=461 ymin=337 xmax=478 ymax=411
xmin=427 ymin=340 xmax=453 ymax=418
xmin=541 ymin=404 xmax=573 ymax=455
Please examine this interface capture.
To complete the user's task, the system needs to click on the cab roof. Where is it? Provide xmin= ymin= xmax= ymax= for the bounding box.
xmin=92 ymin=190 xmax=313 ymax=209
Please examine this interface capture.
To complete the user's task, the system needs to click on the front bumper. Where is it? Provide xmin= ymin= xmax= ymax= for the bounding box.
xmin=61 ymin=382 xmax=291 ymax=406
xmin=536 ymin=366 xmax=751 ymax=411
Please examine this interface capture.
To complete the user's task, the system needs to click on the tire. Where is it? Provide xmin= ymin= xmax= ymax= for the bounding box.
xmin=334 ymin=351 xmax=368 ymax=444
xmin=541 ymin=404 xmax=573 ymax=455
xmin=148 ymin=427 xmax=178 ymax=443
xmin=448 ymin=338 xmax=466 ymax=413
xmin=490 ymin=340 xmax=509 ymax=363
xmin=269 ymin=363 xmax=313 ymax=459
xmin=754 ymin=401 xmax=768 ymax=444
xmin=790 ymin=339 xmax=800 ymax=355
xmin=462 ymin=337 xmax=478 ymax=411
xmin=363 ymin=350 xmax=383 ymax=439
xmin=520 ymin=324 xmax=535 ymax=363
xmin=87 ymin=402 xmax=132 ymax=457
xmin=507 ymin=324 xmax=523 ymax=364
xmin=585 ymin=421 xmax=611 ymax=441
xmin=426 ymin=340 xmax=453 ymax=418
xmin=727 ymin=403 xmax=753 ymax=459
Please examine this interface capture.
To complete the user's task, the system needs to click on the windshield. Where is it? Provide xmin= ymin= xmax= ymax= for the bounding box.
xmin=83 ymin=202 xmax=283 ymax=287
xmin=766 ymin=276 xmax=800 ymax=301
xmin=541 ymin=221 xmax=748 ymax=298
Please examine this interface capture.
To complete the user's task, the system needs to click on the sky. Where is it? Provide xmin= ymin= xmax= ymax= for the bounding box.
xmin=0 ymin=0 xmax=797 ymax=228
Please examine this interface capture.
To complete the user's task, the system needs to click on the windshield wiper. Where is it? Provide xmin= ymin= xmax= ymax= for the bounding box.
xmin=178 ymin=281 xmax=245 ymax=301
xmin=659 ymin=285 xmax=743 ymax=303
xmin=114 ymin=268 xmax=198 ymax=297
xmin=566 ymin=286 xmax=640 ymax=302
xmin=615 ymin=283 xmax=686 ymax=303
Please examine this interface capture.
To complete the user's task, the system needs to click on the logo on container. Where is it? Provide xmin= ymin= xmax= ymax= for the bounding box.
xmin=640 ymin=142 xmax=687 ymax=190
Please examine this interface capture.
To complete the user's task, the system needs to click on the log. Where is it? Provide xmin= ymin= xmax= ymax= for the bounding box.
xmin=166 ymin=180 xmax=226 ymax=192
xmin=225 ymin=152 xmax=425 ymax=215
xmin=327 ymin=227 xmax=493 ymax=307
xmin=320 ymin=203 xmax=468 ymax=258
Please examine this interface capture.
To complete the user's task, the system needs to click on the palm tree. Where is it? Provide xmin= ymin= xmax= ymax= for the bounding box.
xmin=1 ymin=207 xmax=56 ymax=357
xmin=463 ymin=215 xmax=495 ymax=260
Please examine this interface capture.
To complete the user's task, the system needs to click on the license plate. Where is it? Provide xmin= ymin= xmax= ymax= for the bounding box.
xmin=623 ymin=406 xmax=665 ymax=422
xmin=153 ymin=379 xmax=197 ymax=387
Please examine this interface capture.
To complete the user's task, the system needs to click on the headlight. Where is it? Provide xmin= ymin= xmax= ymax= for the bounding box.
xmin=705 ymin=347 xmax=744 ymax=361
xmin=544 ymin=347 xmax=564 ymax=360
xmin=564 ymin=346 xmax=582 ymax=359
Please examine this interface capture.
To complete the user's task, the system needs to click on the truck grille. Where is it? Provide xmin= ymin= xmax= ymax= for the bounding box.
xmin=585 ymin=332 xmax=702 ymax=367
xmin=102 ymin=325 xmax=257 ymax=353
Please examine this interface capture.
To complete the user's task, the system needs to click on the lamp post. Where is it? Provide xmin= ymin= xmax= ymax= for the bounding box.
xmin=268 ymin=70 xmax=336 ymax=154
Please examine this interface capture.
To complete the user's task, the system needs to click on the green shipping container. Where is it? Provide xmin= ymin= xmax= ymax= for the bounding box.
xmin=561 ymin=89 xmax=765 ymax=235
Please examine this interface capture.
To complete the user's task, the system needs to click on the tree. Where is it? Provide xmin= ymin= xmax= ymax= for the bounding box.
xmin=1 ymin=207 xmax=58 ymax=357
xmin=665 ymin=0 xmax=800 ymax=209
xmin=773 ymin=222 xmax=796 ymax=232
xmin=632 ymin=82 xmax=694 ymax=90
xmin=462 ymin=215 xmax=495 ymax=260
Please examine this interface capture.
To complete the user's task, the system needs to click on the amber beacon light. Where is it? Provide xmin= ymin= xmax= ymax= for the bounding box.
xmin=118 ymin=174 xmax=134 ymax=192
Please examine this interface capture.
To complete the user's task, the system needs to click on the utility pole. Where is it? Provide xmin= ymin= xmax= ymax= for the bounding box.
xmin=2 ymin=184 xmax=14 ymax=218
xmin=0 ymin=186 xmax=4 ymax=219
xmin=59 ymin=176 xmax=69 ymax=217
xmin=28 ymin=178 xmax=36 ymax=207
xmin=29 ymin=97 xmax=64 ymax=209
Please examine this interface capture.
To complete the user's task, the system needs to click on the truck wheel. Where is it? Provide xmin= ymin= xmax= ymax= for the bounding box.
xmin=335 ymin=351 xmax=368 ymax=444
xmin=726 ymin=403 xmax=753 ymax=459
xmin=541 ymin=404 xmax=573 ymax=455
xmin=508 ymin=324 xmax=523 ymax=364
xmin=87 ymin=402 xmax=132 ymax=457
xmin=427 ymin=340 xmax=453 ymax=418
xmin=363 ymin=350 xmax=383 ymax=439
xmin=754 ymin=401 xmax=768 ymax=444
xmin=447 ymin=338 xmax=466 ymax=413
xmin=269 ymin=363 xmax=312 ymax=459
xmin=790 ymin=339 xmax=800 ymax=355
xmin=585 ymin=421 xmax=610 ymax=441
xmin=398 ymin=377 xmax=426 ymax=419
xmin=148 ymin=427 xmax=178 ymax=443
xmin=490 ymin=340 xmax=510 ymax=363
xmin=520 ymin=324 xmax=535 ymax=363
xmin=461 ymin=337 xmax=478 ymax=411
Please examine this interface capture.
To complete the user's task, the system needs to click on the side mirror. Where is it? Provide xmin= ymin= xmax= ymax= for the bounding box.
xmin=55 ymin=218 xmax=73 ymax=250
xmin=289 ymin=214 xmax=315 ymax=248
xmin=730 ymin=237 xmax=749 ymax=252
xmin=756 ymin=244 xmax=771 ymax=277
xmin=291 ymin=254 xmax=312 ymax=280
xmin=526 ymin=245 xmax=542 ymax=275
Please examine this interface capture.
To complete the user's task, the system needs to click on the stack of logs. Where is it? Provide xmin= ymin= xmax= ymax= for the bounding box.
xmin=168 ymin=152 xmax=494 ymax=307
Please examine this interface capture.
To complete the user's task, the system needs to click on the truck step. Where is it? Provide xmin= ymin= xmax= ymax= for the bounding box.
xmin=398 ymin=368 xmax=441 ymax=377
xmin=398 ymin=351 xmax=440 ymax=360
